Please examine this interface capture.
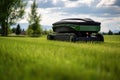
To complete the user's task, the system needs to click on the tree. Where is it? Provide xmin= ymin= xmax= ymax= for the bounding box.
xmin=42 ymin=29 xmax=48 ymax=35
xmin=0 ymin=0 xmax=26 ymax=36
xmin=108 ymin=30 xmax=113 ymax=35
xmin=12 ymin=27 xmax=16 ymax=33
xmin=0 ymin=26 xmax=1 ymax=34
xmin=16 ymin=24 xmax=21 ymax=35
xmin=27 ymin=0 xmax=42 ymax=37
xmin=119 ymin=31 xmax=120 ymax=35
xmin=48 ymin=29 xmax=53 ymax=33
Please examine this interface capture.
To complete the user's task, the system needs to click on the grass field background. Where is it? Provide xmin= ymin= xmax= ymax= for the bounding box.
xmin=0 ymin=35 xmax=120 ymax=80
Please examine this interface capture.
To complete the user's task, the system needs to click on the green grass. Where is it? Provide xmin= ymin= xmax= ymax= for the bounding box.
xmin=0 ymin=35 xmax=120 ymax=80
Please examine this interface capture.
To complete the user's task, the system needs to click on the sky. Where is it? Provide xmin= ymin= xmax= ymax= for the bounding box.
xmin=18 ymin=0 xmax=120 ymax=32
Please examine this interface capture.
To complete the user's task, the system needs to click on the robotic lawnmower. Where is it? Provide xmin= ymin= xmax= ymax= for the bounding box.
xmin=47 ymin=18 xmax=104 ymax=42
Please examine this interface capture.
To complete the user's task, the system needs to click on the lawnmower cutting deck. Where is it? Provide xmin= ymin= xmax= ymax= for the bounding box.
xmin=47 ymin=18 xmax=104 ymax=42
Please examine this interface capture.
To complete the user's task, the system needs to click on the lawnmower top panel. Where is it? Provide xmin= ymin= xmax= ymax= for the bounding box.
xmin=52 ymin=18 xmax=101 ymax=33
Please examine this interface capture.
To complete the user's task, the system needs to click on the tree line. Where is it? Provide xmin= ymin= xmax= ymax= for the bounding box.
xmin=102 ymin=30 xmax=120 ymax=35
xmin=10 ymin=25 xmax=53 ymax=35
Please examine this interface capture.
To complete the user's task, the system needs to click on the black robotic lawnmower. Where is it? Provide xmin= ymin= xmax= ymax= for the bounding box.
xmin=47 ymin=18 xmax=104 ymax=42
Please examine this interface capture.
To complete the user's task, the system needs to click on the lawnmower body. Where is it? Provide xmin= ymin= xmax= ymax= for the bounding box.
xmin=47 ymin=18 xmax=104 ymax=42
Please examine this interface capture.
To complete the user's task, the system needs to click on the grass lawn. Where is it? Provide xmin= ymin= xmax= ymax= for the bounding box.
xmin=0 ymin=35 xmax=120 ymax=80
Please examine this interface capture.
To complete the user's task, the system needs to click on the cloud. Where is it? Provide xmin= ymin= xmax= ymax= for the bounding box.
xmin=62 ymin=0 xmax=94 ymax=7
xmin=31 ymin=0 xmax=95 ymax=8
xmin=97 ymin=0 xmax=120 ymax=7
xmin=97 ymin=0 xmax=116 ymax=7
xmin=101 ymin=17 xmax=120 ymax=32
xmin=68 ymin=0 xmax=79 ymax=1
xmin=36 ymin=0 xmax=64 ymax=8
xmin=113 ymin=0 xmax=120 ymax=6
xmin=34 ymin=0 xmax=120 ymax=18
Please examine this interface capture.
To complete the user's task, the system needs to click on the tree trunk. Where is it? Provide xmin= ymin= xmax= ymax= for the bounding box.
xmin=1 ymin=22 xmax=8 ymax=36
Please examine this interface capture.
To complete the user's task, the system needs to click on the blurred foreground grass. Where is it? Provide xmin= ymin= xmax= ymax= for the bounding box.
xmin=0 ymin=35 xmax=120 ymax=80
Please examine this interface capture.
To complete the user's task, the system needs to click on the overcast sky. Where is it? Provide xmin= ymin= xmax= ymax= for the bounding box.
xmin=19 ymin=0 xmax=120 ymax=32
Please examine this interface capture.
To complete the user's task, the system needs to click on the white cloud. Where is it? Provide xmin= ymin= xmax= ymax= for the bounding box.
xmin=39 ymin=8 xmax=68 ymax=25
xmin=26 ymin=0 xmax=33 ymax=7
xmin=97 ymin=0 xmax=116 ymax=7
xmin=52 ymin=0 xmax=57 ymax=4
xmin=18 ymin=7 xmax=31 ymax=24
xmin=99 ymin=17 xmax=120 ymax=32
xmin=62 ymin=0 xmax=94 ymax=7
xmin=81 ymin=0 xmax=94 ymax=6
xmin=18 ymin=19 xmax=28 ymax=24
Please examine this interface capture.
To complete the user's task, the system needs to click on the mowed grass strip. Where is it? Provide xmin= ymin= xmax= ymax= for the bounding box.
xmin=0 ymin=35 xmax=120 ymax=80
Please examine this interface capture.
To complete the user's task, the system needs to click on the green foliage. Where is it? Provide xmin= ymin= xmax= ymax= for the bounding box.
xmin=0 ymin=35 xmax=120 ymax=80
xmin=12 ymin=27 xmax=16 ymax=33
xmin=28 ymin=0 xmax=41 ymax=25
xmin=108 ymin=30 xmax=113 ymax=35
xmin=27 ymin=0 xmax=42 ymax=37
xmin=27 ymin=23 xmax=42 ymax=37
xmin=27 ymin=25 xmax=33 ymax=36
xmin=15 ymin=24 xmax=21 ymax=35
xmin=0 ymin=0 xmax=26 ymax=36
xmin=42 ymin=29 xmax=48 ymax=35
xmin=8 ymin=24 xmax=12 ymax=34
xmin=0 ymin=27 xmax=1 ymax=34
xmin=42 ymin=29 xmax=53 ymax=35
